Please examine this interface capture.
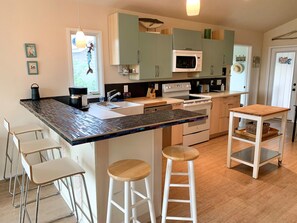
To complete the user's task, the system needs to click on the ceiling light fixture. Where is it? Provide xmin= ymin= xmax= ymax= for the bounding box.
xmin=186 ymin=0 xmax=200 ymax=16
xmin=75 ymin=0 xmax=86 ymax=48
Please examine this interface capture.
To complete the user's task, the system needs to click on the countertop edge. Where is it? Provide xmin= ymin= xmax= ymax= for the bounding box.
xmin=20 ymin=99 xmax=206 ymax=146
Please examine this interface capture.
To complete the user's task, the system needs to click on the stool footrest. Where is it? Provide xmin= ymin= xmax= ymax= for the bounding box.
xmin=74 ymin=200 xmax=93 ymax=223
xmin=170 ymin=183 xmax=190 ymax=188
xmin=111 ymin=200 xmax=125 ymax=213
xmin=166 ymin=216 xmax=193 ymax=221
xmin=171 ymin=172 xmax=188 ymax=176
xmin=168 ymin=199 xmax=190 ymax=203
xmin=131 ymin=188 xmax=146 ymax=200
xmin=131 ymin=198 xmax=149 ymax=208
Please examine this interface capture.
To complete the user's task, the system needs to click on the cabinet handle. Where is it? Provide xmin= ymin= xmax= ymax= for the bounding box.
xmin=137 ymin=50 xmax=140 ymax=64
xmin=155 ymin=65 xmax=160 ymax=77
xmin=223 ymin=54 xmax=226 ymax=65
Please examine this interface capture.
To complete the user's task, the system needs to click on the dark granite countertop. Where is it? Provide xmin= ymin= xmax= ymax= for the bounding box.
xmin=20 ymin=98 xmax=207 ymax=146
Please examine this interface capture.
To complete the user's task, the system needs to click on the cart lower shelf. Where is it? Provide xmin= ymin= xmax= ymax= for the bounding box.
xmin=231 ymin=146 xmax=280 ymax=167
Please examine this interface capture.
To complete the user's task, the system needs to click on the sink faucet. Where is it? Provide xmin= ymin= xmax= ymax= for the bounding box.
xmin=107 ymin=89 xmax=121 ymax=102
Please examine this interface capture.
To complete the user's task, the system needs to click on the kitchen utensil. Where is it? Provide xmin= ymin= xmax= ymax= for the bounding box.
xmin=197 ymin=84 xmax=203 ymax=93
xmin=31 ymin=83 xmax=40 ymax=100
xmin=203 ymin=84 xmax=210 ymax=93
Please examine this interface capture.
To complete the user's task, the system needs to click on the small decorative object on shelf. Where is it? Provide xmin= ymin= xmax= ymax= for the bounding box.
xmin=25 ymin=43 xmax=37 ymax=58
xmin=204 ymin=28 xmax=211 ymax=39
xmin=139 ymin=18 xmax=164 ymax=32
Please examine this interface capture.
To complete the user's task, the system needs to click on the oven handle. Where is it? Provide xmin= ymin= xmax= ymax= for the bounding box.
xmin=183 ymin=101 xmax=212 ymax=108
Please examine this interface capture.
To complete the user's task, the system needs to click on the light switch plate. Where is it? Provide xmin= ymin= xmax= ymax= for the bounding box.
xmin=155 ymin=83 xmax=159 ymax=91
xmin=217 ymin=80 xmax=222 ymax=85
xmin=124 ymin=85 xmax=128 ymax=93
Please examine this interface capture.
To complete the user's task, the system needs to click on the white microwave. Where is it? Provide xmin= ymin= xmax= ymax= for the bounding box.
xmin=172 ymin=50 xmax=203 ymax=72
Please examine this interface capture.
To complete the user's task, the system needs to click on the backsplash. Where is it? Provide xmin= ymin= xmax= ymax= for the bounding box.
xmin=104 ymin=78 xmax=226 ymax=99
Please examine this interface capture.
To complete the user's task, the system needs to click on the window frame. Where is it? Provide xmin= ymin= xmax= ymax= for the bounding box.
xmin=66 ymin=28 xmax=105 ymax=98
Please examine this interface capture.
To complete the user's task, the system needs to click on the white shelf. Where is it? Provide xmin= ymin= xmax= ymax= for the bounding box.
xmin=231 ymin=146 xmax=280 ymax=167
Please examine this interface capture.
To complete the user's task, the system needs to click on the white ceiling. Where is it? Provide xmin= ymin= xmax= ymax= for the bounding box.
xmin=86 ymin=0 xmax=297 ymax=32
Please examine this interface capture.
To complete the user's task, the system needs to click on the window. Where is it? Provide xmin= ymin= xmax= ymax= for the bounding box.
xmin=67 ymin=29 xmax=104 ymax=96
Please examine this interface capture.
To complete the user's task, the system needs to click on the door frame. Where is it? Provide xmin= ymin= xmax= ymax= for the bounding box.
xmin=267 ymin=45 xmax=297 ymax=120
xmin=230 ymin=44 xmax=252 ymax=106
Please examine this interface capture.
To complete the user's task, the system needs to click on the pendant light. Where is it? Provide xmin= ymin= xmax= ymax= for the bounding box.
xmin=75 ymin=0 xmax=86 ymax=48
xmin=186 ymin=0 xmax=200 ymax=16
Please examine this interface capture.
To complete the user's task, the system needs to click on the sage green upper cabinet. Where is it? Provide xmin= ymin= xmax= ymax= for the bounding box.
xmin=108 ymin=13 xmax=139 ymax=65
xmin=200 ymin=30 xmax=234 ymax=77
xmin=131 ymin=32 xmax=172 ymax=80
xmin=222 ymin=30 xmax=235 ymax=65
xmin=200 ymin=39 xmax=224 ymax=76
xmin=172 ymin=28 xmax=202 ymax=51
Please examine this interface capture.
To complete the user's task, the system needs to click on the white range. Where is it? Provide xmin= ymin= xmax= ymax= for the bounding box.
xmin=162 ymin=82 xmax=211 ymax=146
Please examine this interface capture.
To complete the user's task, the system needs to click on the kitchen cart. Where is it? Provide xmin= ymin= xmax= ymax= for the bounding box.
xmin=227 ymin=104 xmax=289 ymax=179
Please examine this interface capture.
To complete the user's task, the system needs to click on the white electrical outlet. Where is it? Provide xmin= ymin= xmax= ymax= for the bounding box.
xmin=124 ymin=85 xmax=128 ymax=93
xmin=217 ymin=80 xmax=222 ymax=85
xmin=155 ymin=83 xmax=159 ymax=90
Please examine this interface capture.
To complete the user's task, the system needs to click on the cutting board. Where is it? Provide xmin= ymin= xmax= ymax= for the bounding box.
xmin=126 ymin=97 xmax=167 ymax=108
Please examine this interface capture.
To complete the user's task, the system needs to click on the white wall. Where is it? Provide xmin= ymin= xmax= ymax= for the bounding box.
xmin=259 ymin=18 xmax=297 ymax=104
xmin=0 ymin=0 xmax=263 ymax=180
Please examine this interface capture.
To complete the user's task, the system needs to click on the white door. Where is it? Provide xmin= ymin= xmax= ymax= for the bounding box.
xmin=230 ymin=45 xmax=252 ymax=106
xmin=267 ymin=47 xmax=297 ymax=120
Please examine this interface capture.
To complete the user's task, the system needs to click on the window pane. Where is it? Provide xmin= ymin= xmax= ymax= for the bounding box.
xmin=71 ymin=34 xmax=99 ymax=93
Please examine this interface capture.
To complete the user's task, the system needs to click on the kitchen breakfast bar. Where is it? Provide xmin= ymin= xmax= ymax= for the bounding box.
xmin=20 ymin=98 xmax=206 ymax=222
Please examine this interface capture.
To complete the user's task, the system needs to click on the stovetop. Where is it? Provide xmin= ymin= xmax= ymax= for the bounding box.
xmin=171 ymin=95 xmax=209 ymax=101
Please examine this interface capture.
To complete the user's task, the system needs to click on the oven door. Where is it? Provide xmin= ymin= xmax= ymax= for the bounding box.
xmin=183 ymin=102 xmax=211 ymax=135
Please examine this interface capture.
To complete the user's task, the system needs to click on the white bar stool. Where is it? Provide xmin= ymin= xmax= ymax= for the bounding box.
xmin=11 ymin=134 xmax=63 ymax=207
xmin=161 ymin=145 xmax=199 ymax=223
xmin=19 ymin=151 xmax=94 ymax=223
xmin=106 ymin=159 xmax=156 ymax=223
xmin=3 ymin=118 xmax=43 ymax=190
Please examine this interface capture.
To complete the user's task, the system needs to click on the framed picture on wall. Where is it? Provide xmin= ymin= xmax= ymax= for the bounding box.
xmin=25 ymin=43 xmax=37 ymax=58
xmin=27 ymin=61 xmax=39 ymax=75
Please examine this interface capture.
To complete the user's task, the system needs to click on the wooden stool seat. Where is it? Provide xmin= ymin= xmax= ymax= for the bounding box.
xmin=162 ymin=145 xmax=199 ymax=161
xmin=108 ymin=159 xmax=151 ymax=182
xmin=106 ymin=159 xmax=156 ymax=223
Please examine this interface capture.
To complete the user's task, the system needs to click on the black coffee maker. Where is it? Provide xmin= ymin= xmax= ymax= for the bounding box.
xmin=69 ymin=87 xmax=88 ymax=110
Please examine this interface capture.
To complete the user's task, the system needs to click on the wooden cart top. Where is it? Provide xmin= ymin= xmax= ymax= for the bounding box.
xmin=229 ymin=104 xmax=289 ymax=116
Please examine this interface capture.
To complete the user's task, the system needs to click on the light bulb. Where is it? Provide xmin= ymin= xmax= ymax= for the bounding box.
xmin=186 ymin=0 xmax=200 ymax=16
xmin=76 ymin=29 xmax=86 ymax=48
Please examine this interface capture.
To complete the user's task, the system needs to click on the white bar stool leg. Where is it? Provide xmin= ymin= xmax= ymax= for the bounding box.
xmin=106 ymin=177 xmax=114 ymax=223
xmin=3 ymin=132 xmax=10 ymax=180
xmin=130 ymin=181 xmax=137 ymax=222
xmin=161 ymin=159 xmax=172 ymax=223
xmin=35 ymin=185 xmax=42 ymax=223
xmin=70 ymin=177 xmax=79 ymax=222
xmin=145 ymin=177 xmax=156 ymax=223
xmin=12 ymin=151 xmax=20 ymax=207
xmin=188 ymin=161 xmax=197 ymax=223
xmin=124 ymin=181 xmax=131 ymax=223
xmin=81 ymin=174 xmax=94 ymax=223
